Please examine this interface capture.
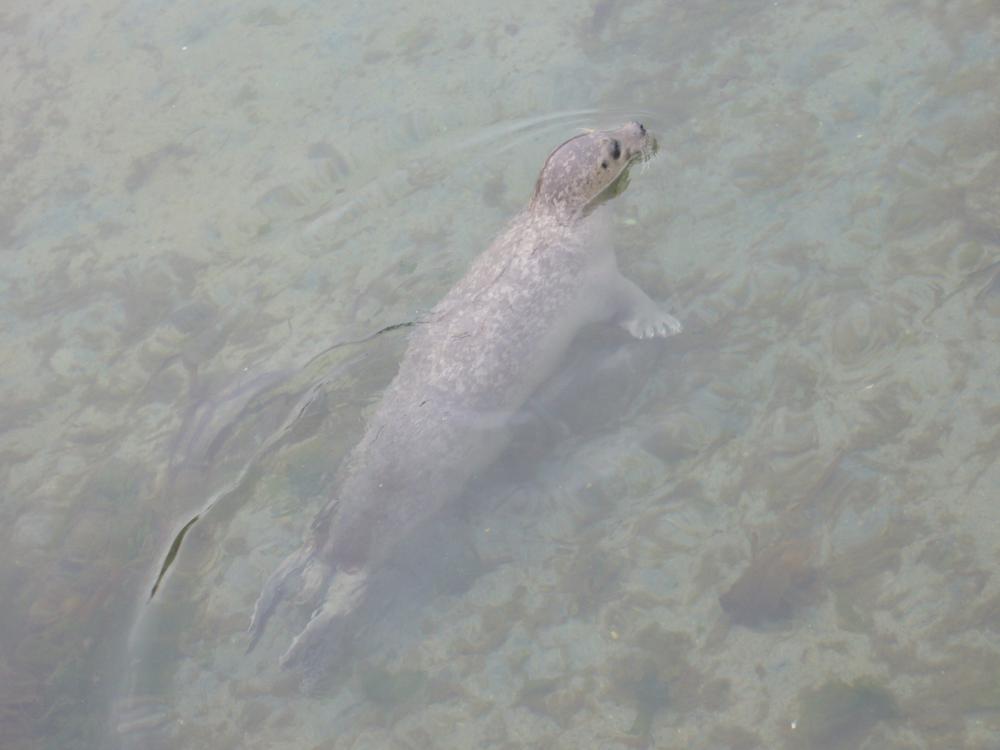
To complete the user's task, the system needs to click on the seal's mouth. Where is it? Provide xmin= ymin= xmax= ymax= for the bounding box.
xmin=633 ymin=133 xmax=659 ymax=164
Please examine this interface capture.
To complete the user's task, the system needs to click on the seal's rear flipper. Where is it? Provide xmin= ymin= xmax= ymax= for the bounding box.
xmin=279 ymin=568 xmax=369 ymax=668
xmin=246 ymin=546 xmax=314 ymax=654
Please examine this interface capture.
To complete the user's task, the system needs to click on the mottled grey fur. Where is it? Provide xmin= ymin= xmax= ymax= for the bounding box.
xmin=248 ymin=122 xmax=680 ymax=666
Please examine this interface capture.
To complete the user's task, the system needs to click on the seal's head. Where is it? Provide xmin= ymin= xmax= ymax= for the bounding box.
xmin=530 ymin=121 xmax=657 ymax=217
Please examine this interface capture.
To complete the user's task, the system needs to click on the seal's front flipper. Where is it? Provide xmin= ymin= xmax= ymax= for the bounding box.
xmin=611 ymin=272 xmax=682 ymax=339
xmin=279 ymin=568 xmax=369 ymax=669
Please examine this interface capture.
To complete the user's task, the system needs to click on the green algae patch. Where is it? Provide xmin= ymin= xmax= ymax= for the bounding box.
xmin=794 ymin=678 xmax=897 ymax=748
xmin=360 ymin=666 xmax=427 ymax=707
xmin=627 ymin=664 xmax=670 ymax=741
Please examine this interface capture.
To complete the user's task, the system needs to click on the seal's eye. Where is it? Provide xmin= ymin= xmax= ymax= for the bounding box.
xmin=611 ymin=139 xmax=621 ymax=160
xmin=601 ymin=161 xmax=608 ymax=169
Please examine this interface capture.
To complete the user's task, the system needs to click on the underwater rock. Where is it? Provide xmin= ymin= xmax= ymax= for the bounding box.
xmin=965 ymin=156 xmax=1000 ymax=239
xmin=719 ymin=538 xmax=818 ymax=627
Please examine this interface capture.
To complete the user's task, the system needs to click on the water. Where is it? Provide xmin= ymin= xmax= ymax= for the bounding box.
xmin=2 ymin=0 xmax=998 ymax=748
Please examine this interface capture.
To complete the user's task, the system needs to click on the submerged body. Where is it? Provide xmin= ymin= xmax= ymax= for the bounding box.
xmin=249 ymin=122 xmax=680 ymax=666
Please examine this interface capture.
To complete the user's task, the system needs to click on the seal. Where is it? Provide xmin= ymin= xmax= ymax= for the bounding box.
xmin=248 ymin=122 xmax=681 ymax=666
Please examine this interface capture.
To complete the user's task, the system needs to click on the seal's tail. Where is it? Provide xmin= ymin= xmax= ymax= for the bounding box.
xmin=246 ymin=545 xmax=314 ymax=655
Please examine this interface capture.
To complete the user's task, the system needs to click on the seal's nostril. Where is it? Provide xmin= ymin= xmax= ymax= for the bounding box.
xmin=638 ymin=122 xmax=646 ymax=135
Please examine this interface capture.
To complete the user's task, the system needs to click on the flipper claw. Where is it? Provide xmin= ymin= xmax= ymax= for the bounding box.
xmin=278 ymin=569 xmax=369 ymax=668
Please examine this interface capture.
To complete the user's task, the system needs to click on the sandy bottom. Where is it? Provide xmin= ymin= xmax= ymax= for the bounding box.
xmin=1 ymin=0 xmax=998 ymax=748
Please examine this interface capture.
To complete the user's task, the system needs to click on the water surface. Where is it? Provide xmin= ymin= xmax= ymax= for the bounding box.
xmin=2 ymin=1 xmax=999 ymax=748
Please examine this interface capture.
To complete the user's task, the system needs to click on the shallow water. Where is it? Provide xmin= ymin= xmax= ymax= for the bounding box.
xmin=2 ymin=0 xmax=999 ymax=748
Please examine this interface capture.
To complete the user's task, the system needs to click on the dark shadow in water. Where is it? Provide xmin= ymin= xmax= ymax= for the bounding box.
xmin=148 ymin=515 xmax=199 ymax=598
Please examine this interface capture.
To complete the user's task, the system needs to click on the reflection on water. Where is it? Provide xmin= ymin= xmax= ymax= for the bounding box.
xmin=1 ymin=0 xmax=998 ymax=748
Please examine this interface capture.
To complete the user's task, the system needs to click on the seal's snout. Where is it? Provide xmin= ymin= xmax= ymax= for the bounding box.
xmin=620 ymin=121 xmax=656 ymax=162
xmin=622 ymin=121 xmax=647 ymax=140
